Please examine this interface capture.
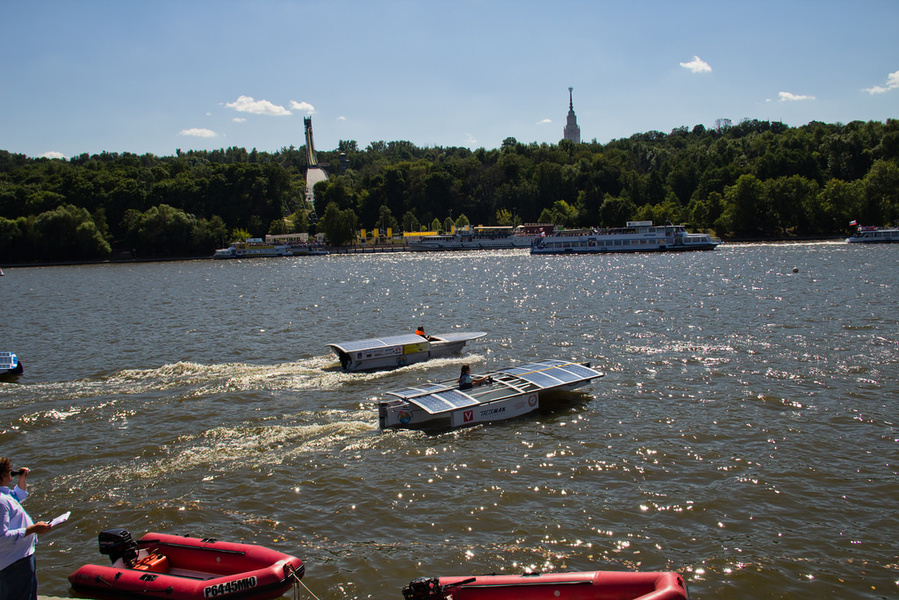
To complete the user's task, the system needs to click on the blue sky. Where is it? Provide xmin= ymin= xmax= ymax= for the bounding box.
xmin=2 ymin=0 xmax=897 ymax=159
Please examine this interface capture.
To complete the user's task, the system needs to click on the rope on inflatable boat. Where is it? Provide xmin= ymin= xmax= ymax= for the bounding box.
xmin=287 ymin=563 xmax=323 ymax=600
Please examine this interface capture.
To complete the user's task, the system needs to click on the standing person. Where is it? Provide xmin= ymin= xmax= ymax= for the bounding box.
xmin=0 ymin=458 xmax=51 ymax=600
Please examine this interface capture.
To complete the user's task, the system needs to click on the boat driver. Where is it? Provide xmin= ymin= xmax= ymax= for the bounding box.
xmin=459 ymin=365 xmax=490 ymax=390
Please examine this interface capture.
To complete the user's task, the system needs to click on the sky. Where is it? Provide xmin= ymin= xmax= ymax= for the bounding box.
xmin=2 ymin=0 xmax=898 ymax=159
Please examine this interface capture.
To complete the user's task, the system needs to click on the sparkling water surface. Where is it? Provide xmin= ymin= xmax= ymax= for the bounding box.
xmin=1 ymin=243 xmax=896 ymax=599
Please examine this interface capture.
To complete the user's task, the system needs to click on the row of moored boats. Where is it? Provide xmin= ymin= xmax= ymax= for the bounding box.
xmin=409 ymin=220 xmax=721 ymax=253
xmin=210 ymin=221 xmax=898 ymax=259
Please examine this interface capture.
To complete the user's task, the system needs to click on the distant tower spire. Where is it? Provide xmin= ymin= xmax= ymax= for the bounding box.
xmin=303 ymin=116 xmax=328 ymax=218
xmin=563 ymin=86 xmax=581 ymax=144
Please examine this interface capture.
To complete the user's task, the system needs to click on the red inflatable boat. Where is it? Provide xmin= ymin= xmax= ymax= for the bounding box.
xmin=402 ymin=570 xmax=689 ymax=600
xmin=69 ymin=529 xmax=304 ymax=600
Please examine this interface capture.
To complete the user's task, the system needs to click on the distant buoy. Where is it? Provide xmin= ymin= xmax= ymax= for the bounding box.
xmin=792 ymin=267 xmax=799 ymax=273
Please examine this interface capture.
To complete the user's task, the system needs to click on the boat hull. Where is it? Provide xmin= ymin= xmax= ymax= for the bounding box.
xmin=68 ymin=532 xmax=304 ymax=600
xmin=379 ymin=360 xmax=603 ymax=431
xmin=380 ymin=390 xmax=541 ymax=429
xmin=341 ymin=340 xmax=468 ymax=372
xmin=328 ymin=332 xmax=486 ymax=372
xmin=406 ymin=570 xmax=688 ymax=600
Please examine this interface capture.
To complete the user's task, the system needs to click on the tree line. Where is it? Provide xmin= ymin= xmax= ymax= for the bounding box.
xmin=1 ymin=118 xmax=898 ymax=262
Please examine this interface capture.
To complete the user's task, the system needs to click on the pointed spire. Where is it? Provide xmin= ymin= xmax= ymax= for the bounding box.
xmin=563 ymin=86 xmax=581 ymax=144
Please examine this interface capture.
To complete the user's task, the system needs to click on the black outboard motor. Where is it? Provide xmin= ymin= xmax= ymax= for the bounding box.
xmin=98 ymin=528 xmax=139 ymax=566
xmin=402 ymin=577 xmax=476 ymax=600
xmin=402 ymin=578 xmax=444 ymax=600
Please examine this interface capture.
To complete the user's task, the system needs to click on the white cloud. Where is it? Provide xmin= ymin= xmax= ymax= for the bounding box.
xmin=537 ymin=118 xmax=552 ymax=125
xmin=233 ymin=117 xmax=247 ymax=123
xmin=778 ymin=91 xmax=815 ymax=102
xmin=41 ymin=151 xmax=65 ymax=159
xmin=226 ymin=95 xmax=291 ymax=116
xmin=863 ymin=69 xmax=899 ymax=94
xmin=464 ymin=133 xmax=477 ymax=147
xmin=680 ymin=56 xmax=711 ymax=74
xmin=180 ymin=128 xmax=218 ymax=138
xmin=290 ymin=100 xmax=315 ymax=113
xmin=336 ymin=115 xmax=346 ymax=121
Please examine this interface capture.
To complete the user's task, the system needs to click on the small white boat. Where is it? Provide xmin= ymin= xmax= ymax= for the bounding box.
xmin=327 ymin=332 xmax=487 ymax=372
xmin=846 ymin=225 xmax=899 ymax=243
xmin=378 ymin=359 xmax=603 ymax=430
xmin=0 ymin=352 xmax=23 ymax=379
xmin=531 ymin=221 xmax=719 ymax=254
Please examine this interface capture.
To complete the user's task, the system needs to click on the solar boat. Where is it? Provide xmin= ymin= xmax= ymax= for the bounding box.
xmin=378 ymin=359 xmax=603 ymax=430
xmin=327 ymin=332 xmax=486 ymax=372
xmin=0 ymin=352 xmax=23 ymax=380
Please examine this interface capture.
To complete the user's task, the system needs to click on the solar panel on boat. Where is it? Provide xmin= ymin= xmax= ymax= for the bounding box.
xmin=516 ymin=371 xmax=564 ymax=388
xmin=556 ymin=363 xmax=600 ymax=379
xmin=408 ymin=390 xmax=478 ymax=414
xmin=333 ymin=334 xmax=424 ymax=352
xmin=433 ymin=331 xmax=487 ymax=343
xmin=388 ymin=383 xmax=450 ymax=398
xmin=503 ymin=361 xmax=599 ymax=388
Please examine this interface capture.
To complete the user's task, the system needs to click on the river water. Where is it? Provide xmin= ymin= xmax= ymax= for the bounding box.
xmin=1 ymin=243 xmax=896 ymax=599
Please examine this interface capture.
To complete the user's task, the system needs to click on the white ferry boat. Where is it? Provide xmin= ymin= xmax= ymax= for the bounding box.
xmin=846 ymin=225 xmax=899 ymax=243
xmin=213 ymin=238 xmax=293 ymax=259
xmin=213 ymin=238 xmax=329 ymax=259
xmin=531 ymin=221 xmax=720 ymax=254
xmin=407 ymin=224 xmax=553 ymax=251
xmin=327 ymin=331 xmax=486 ymax=372
xmin=378 ymin=359 xmax=603 ymax=430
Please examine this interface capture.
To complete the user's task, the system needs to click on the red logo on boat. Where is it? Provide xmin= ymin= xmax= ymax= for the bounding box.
xmin=463 ymin=410 xmax=474 ymax=422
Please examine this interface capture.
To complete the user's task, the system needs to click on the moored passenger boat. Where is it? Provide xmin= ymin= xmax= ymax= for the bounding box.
xmin=402 ymin=569 xmax=688 ymax=600
xmin=846 ymin=225 xmax=899 ymax=243
xmin=407 ymin=224 xmax=553 ymax=251
xmin=378 ymin=359 xmax=603 ymax=430
xmin=531 ymin=221 xmax=719 ymax=254
xmin=213 ymin=238 xmax=294 ymax=259
xmin=69 ymin=529 xmax=304 ymax=600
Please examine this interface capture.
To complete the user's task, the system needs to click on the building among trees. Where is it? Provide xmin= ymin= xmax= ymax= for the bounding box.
xmin=563 ymin=86 xmax=581 ymax=144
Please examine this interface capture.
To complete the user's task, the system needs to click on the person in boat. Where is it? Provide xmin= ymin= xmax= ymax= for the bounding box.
xmin=415 ymin=326 xmax=433 ymax=341
xmin=0 ymin=458 xmax=52 ymax=600
xmin=459 ymin=365 xmax=490 ymax=390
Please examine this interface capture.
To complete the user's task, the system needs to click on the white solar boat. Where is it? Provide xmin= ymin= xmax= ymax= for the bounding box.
xmin=327 ymin=332 xmax=487 ymax=372
xmin=0 ymin=352 xmax=23 ymax=380
xmin=378 ymin=359 xmax=604 ymax=430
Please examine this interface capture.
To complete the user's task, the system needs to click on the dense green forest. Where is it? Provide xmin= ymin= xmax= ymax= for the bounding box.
xmin=1 ymin=118 xmax=898 ymax=263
